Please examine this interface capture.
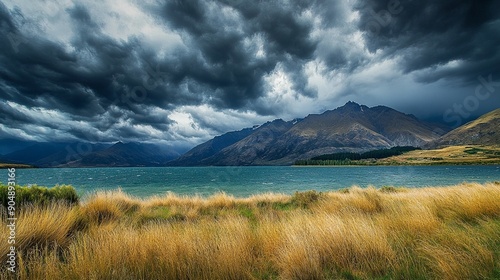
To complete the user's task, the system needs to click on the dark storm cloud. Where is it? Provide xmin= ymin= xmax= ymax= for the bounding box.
xmin=0 ymin=0 xmax=336 ymax=144
xmin=0 ymin=101 xmax=32 ymax=124
xmin=356 ymin=0 xmax=500 ymax=83
xmin=0 ymin=3 xmax=182 ymax=142
xmin=249 ymin=3 xmax=316 ymax=59
xmin=0 ymin=4 xmax=108 ymax=116
xmin=153 ymin=0 xmax=319 ymax=110
xmin=0 ymin=2 xmax=15 ymax=31
xmin=0 ymin=0 xmax=498 ymax=145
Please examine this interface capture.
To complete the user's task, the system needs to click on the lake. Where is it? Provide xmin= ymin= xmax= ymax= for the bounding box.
xmin=8 ymin=165 xmax=500 ymax=198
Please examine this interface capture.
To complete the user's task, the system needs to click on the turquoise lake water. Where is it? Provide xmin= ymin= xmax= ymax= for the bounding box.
xmin=7 ymin=165 xmax=500 ymax=198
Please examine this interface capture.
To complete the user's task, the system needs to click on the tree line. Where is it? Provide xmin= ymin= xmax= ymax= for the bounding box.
xmin=294 ymin=146 xmax=420 ymax=165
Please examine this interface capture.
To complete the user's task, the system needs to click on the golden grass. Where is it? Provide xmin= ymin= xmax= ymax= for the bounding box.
xmin=1 ymin=182 xmax=500 ymax=279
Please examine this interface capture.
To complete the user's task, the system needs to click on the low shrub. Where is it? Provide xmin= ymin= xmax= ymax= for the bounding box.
xmin=379 ymin=186 xmax=406 ymax=193
xmin=291 ymin=190 xmax=322 ymax=208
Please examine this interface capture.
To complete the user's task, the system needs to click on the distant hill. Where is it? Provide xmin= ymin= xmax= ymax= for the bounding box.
xmin=0 ymin=142 xmax=180 ymax=167
xmin=64 ymin=142 xmax=180 ymax=167
xmin=431 ymin=108 xmax=500 ymax=147
xmin=171 ymin=127 xmax=255 ymax=166
xmin=169 ymin=102 xmax=446 ymax=166
xmin=0 ymin=138 xmax=35 ymax=155
xmin=193 ymin=119 xmax=296 ymax=165
xmin=0 ymin=142 xmax=110 ymax=167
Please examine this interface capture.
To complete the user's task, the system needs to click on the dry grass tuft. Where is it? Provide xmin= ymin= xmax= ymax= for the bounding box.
xmin=81 ymin=189 xmax=141 ymax=224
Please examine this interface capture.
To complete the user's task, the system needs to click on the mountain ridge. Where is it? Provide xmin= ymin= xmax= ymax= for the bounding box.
xmin=169 ymin=102 xmax=447 ymax=166
xmin=64 ymin=142 xmax=179 ymax=167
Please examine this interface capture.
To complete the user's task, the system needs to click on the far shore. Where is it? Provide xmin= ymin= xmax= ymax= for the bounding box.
xmin=294 ymin=145 xmax=500 ymax=166
xmin=0 ymin=163 xmax=34 ymax=169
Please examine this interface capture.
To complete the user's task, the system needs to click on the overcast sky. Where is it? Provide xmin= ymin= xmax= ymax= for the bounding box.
xmin=0 ymin=0 xmax=499 ymax=148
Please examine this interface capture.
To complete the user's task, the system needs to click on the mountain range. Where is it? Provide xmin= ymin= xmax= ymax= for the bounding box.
xmin=2 ymin=102 xmax=497 ymax=167
xmin=169 ymin=102 xmax=448 ymax=165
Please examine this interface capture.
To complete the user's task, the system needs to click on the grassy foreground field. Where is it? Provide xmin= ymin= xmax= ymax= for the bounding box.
xmin=1 ymin=183 xmax=500 ymax=279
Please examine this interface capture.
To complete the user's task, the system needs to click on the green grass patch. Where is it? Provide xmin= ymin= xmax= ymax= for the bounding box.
xmin=271 ymin=201 xmax=295 ymax=211
xmin=238 ymin=205 xmax=255 ymax=220
xmin=464 ymin=147 xmax=497 ymax=155
xmin=0 ymin=184 xmax=79 ymax=207
xmin=464 ymin=148 xmax=482 ymax=154
xmin=137 ymin=206 xmax=187 ymax=224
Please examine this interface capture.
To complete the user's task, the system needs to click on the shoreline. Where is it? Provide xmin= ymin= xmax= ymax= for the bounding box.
xmin=2 ymin=161 xmax=500 ymax=169
xmin=293 ymin=162 xmax=500 ymax=167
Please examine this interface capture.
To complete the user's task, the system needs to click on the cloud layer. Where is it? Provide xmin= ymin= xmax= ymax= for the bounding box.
xmin=0 ymin=0 xmax=499 ymax=147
